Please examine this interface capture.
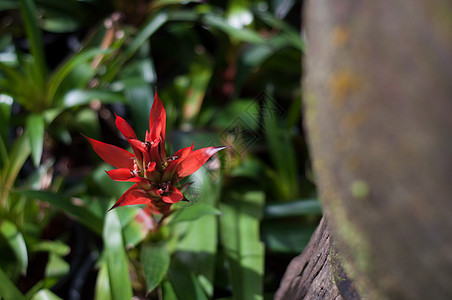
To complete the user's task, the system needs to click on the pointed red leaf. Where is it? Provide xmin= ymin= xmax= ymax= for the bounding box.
xmin=129 ymin=138 xmax=152 ymax=165
xmin=83 ymin=135 xmax=134 ymax=169
xmin=109 ymin=185 xmax=152 ymax=210
xmin=149 ymin=90 xmax=166 ymax=143
xmin=105 ymin=169 xmax=148 ymax=183
xmin=158 ymin=186 xmax=184 ymax=204
xmin=115 ymin=114 xmax=144 ymax=165
xmin=176 ymin=146 xmax=228 ymax=178
xmin=161 ymin=144 xmax=194 ymax=182
xmin=115 ymin=114 xmax=137 ymax=140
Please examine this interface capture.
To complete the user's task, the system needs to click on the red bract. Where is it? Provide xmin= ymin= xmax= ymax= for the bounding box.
xmin=84 ymin=91 xmax=227 ymax=212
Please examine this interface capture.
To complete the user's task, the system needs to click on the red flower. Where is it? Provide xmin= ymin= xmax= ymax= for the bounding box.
xmin=84 ymin=91 xmax=227 ymax=212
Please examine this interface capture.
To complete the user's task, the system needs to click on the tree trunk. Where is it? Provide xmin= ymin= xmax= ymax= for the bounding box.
xmin=275 ymin=217 xmax=360 ymax=300
xmin=280 ymin=0 xmax=452 ymax=299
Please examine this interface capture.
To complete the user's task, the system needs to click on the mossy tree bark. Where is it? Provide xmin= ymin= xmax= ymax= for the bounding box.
xmin=279 ymin=0 xmax=452 ymax=299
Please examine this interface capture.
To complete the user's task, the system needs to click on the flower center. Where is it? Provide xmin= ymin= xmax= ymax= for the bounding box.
xmin=158 ymin=181 xmax=170 ymax=194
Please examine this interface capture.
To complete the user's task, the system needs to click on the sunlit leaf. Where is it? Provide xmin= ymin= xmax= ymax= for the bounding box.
xmin=141 ymin=242 xmax=170 ymax=293
xmin=168 ymin=204 xmax=221 ymax=225
xmin=62 ymin=89 xmax=126 ymax=108
xmin=181 ymin=56 xmax=213 ymax=125
xmin=0 ymin=220 xmax=28 ymax=274
xmin=31 ymin=240 xmax=70 ymax=256
xmin=26 ymin=114 xmax=45 ymax=167
xmin=1 ymin=132 xmax=31 ymax=200
xmin=94 ymin=259 xmax=112 ymax=300
xmin=170 ymin=167 xmax=220 ymax=297
xmin=45 ymin=253 xmax=69 ymax=278
xmin=103 ymin=210 xmax=133 ymax=300
xmin=161 ymin=279 xmax=178 ymax=300
xmin=202 ymin=13 xmax=263 ymax=44
xmin=31 ymin=289 xmax=63 ymax=300
xmin=219 ymin=183 xmax=265 ymax=300
xmin=0 ymin=267 xmax=25 ymax=300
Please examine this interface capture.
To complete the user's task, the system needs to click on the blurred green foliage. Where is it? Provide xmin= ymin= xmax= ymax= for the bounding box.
xmin=0 ymin=0 xmax=320 ymax=299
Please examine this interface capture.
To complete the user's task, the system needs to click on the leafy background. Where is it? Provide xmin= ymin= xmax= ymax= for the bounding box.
xmin=0 ymin=0 xmax=321 ymax=299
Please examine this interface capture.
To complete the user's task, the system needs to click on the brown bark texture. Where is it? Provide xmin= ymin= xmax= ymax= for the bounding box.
xmin=275 ymin=217 xmax=360 ymax=300
xmin=303 ymin=0 xmax=452 ymax=299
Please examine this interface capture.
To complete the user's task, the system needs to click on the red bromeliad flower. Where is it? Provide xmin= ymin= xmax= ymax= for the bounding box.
xmin=84 ymin=91 xmax=227 ymax=214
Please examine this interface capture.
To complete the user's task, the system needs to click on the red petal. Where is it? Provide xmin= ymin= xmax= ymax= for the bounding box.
xmin=105 ymin=169 xmax=148 ymax=183
xmin=115 ymin=114 xmax=137 ymax=140
xmin=176 ymin=146 xmax=228 ymax=178
xmin=109 ymin=185 xmax=152 ymax=210
xmin=129 ymin=138 xmax=152 ymax=165
xmin=83 ymin=134 xmax=134 ymax=169
xmin=161 ymin=144 xmax=194 ymax=182
xmin=159 ymin=186 xmax=184 ymax=204
xmin=149 ymin=90 xmax=166 ymax=143
xmin=115 ymin=114 xmax=143 ymax=165
xmin=173 ymin=143 xmax=194 ymax=161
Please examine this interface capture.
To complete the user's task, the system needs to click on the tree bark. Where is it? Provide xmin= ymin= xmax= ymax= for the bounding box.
xmin=298 ymin=0 xmax=452 ymax=299
xmin=275 ymin=217 xmax=360 ymax=300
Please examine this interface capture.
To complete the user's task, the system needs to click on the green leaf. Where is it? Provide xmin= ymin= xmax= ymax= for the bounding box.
xmin=91 ymin=165 xmax=132 ymax=200
xmin=31 ymin=240 xmax=70 ymax=256
xmin=30 ymin=289 xmax=63 ymax=300
xmin=219 ymin=185 xmax=265 ymax=300
xmin=47 ymin=48 xmax=111 ymax=104
xmin=151 ymin=0 xmax=202 ymax=9
xmin=26 ymin=114 xmax=45 ymax=167
xmin=181 ymin=56 xmax=213 ymax=125
xmin=103 ymin=12 xmax=168 ymax=82
xmin=264 ymin=199 xmax=322 ymax=218
xmin=202 ymin=13 xmax=263 ymax=44
xmin=0 ymin=0 xmax=18 ymax=11
xmin=255 ymin=11 xmax=305 ymax=52
xmin=122 ymin=212 xmax=150 ymax=248
xmin=263 ymin=92 xmax=299 ymax=199
xmin=168 ymin=204 xmax=221 ymax=225
xmin=0 ymin=266 xmax=25 ymax=300
xmin=62 ymin=89 xmax=126 ymax=108
xmin=169 ymin=167 xmax=220 ymax=297
xmin=123 ymin=83 xmax=153 ymax=138
xmin=103 ymin=210 xmax=132 ymax=300
xmin=126 ymin=13 xmax=168 ymax=60
xmin=141 ymin=242 xmax=170 ymax=293
xmin=0 ymin=63 xmax=27 ymax=96
xmin=167 ymin=257 xmax=208 ymax=300
xmin=0 ymin=220 xmax=28 ymax=274
xmin=18 ymin=0 xmax=47 ymax=88
xmin=19 ymin=0 xmax=48 ymax=88
xmin=94 ymin=259 xmax=112 ymax=300
xmin=1 ymin=132 xmax=30 ymax=206
xmin=262 ymin=221 xmax=317 ymax=253
xmin=161 ymin=279 xmax=178 ymax=300
xmin=45 ymin=253 xmax=69 ymax=278
xmin=16 ymin=190 xmax=103 ymax=235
